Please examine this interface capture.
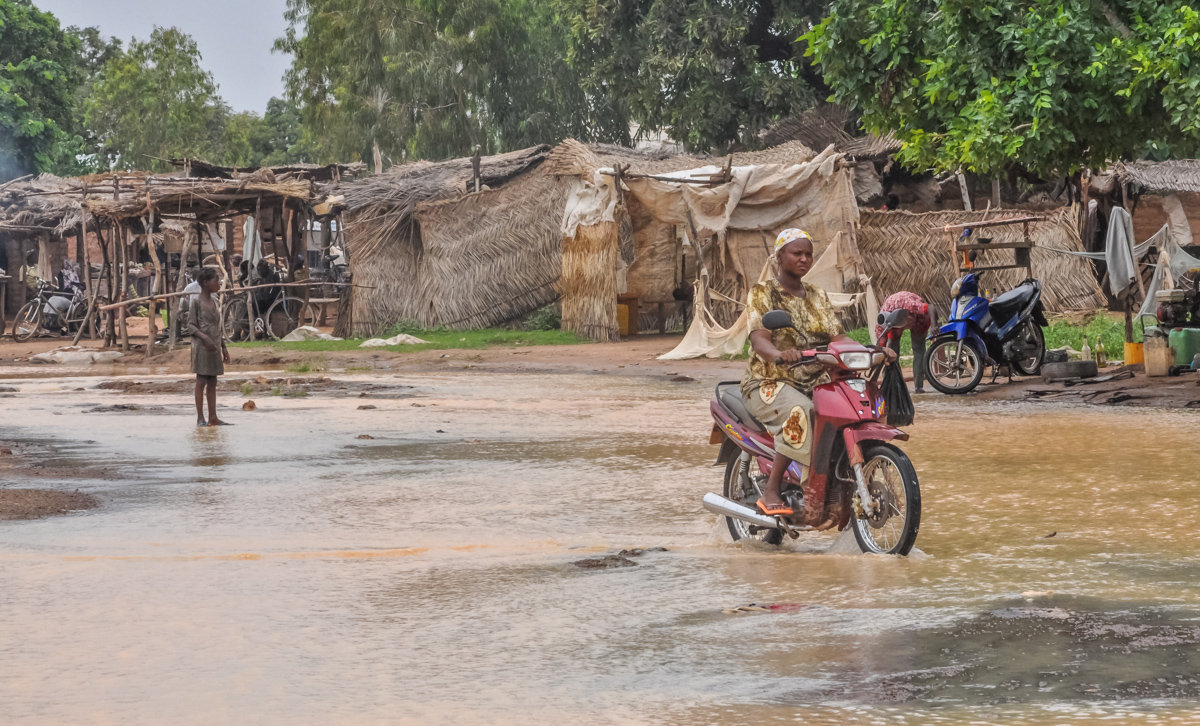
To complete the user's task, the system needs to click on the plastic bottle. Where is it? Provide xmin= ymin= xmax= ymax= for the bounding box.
xmin=1081 ymin=338 xmax=1092 ymax=361
xmin=1095 ymin=335 xmax=1106 ymax=367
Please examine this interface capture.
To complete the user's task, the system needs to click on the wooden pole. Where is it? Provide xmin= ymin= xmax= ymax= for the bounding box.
xmin=145 ymin=210 xmax=161 ymax=360
xmin=169 ymin=223 xmax=196 ymax=349
xmin=957 ymin=170 xmax=973 ymax=212
xmin=118 ymin=224 xmax=130 ymax=352
xmin=284 ymin=205 xmax=295 ymax=282
xmin=991 ymin=178 xmax=1001 ymax=208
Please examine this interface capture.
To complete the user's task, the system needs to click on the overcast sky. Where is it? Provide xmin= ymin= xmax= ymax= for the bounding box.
xmin=36 ymin=0 xmax=293 ymax=115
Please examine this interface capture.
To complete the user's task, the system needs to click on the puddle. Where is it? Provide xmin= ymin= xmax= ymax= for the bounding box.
xmin=1 ymin=372 xmax=1199 ymax=723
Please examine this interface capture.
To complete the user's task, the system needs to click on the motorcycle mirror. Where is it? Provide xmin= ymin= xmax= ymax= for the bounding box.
xmin=878 ymin=308 xmax=909 ymax=328
xmin=762 ymin=310 xmax=794 ymax=330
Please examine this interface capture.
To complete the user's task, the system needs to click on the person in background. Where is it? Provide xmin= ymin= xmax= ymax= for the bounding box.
xmin=186 ymin=267 xmax=230 ymax=426
xmin=874 ymin=291 xmax=933 ymax=394
xmin=19 ymin=249 xmax=40 ymax=294
xmin=231 ymin=254 xmax=249 ymax=286
xmin=254 ymin=259 xmax=280 ymax=314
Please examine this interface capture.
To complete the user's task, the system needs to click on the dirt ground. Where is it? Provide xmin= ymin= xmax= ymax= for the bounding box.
xmin=0 ymin=442 xmax=101 ymax=520
xmin=2 ymin=330 xmax=1198 ymax=407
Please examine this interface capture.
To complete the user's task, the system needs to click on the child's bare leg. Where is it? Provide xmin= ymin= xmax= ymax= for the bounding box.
xmin=205 ymin=377 xmax=224 ymax=425
xmin=194 ymin=376 xmax=207 ymax=425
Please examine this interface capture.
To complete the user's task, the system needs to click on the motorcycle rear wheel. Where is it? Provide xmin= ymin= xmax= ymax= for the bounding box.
xmin=1010 ymin=320 xmax=1045 ymax=376
xmin=925 ymin=338 xmax=984 ymax=394
xmin=722 ymin=452 xmax=783 ymax=546
xmin=850 ymin=443 xmax=921 ymax=555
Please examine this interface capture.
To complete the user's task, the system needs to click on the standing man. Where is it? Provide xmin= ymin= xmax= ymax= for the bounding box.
xmin=875 ymin=291 xmax=933 ymax=394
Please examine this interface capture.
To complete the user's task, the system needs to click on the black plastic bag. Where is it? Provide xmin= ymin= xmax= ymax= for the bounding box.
xmin=881 ymin=359 xmax=914 ymax=426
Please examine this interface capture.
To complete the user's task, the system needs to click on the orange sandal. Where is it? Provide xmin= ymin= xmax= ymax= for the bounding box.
xmin=756 ymin=498 xmax=794 ymax=516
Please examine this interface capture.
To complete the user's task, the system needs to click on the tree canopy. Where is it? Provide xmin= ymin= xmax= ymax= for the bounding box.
xmin=277 ymin=0 xmax=628 ymax=166
xmin=0 ymin=0 xmax=89 ymax=179
xmin=561 ymin=0 xmax=828 ymax=152
xmin=807 ymin=0 xmax=1200 ymax=175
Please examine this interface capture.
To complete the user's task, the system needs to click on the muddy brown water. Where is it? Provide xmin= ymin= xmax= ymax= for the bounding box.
xmin=2 ymin=370 xmax=1200 ymax=724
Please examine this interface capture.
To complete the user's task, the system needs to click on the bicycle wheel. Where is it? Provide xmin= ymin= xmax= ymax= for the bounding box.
xmin=265 ymin=296 xmax=317 ymax=340
xmin=11 ymin=300 xmax=42 ymax=342
xmin=221 ymin=297 xmax=251 ymax=342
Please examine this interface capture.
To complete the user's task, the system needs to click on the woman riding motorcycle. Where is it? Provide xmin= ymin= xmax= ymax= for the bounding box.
xmin=742 ymin=229 xmax=897 ymax=518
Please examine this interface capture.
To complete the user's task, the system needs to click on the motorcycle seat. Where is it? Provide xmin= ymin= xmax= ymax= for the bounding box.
xmin=715 ymin=382 xmax=767 ymax=433
xmin=989 ymin=283 xmax=1038 ymax=323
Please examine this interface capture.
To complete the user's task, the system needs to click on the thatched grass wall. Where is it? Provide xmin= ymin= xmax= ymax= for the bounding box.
xmin=418 ymin=169 xmax=567 ymax=329
xmin=345 ymin=165 xmax=567 ymax=335
xmin=562 ymin=220 xmax=620 ymax=342
xmin=858 ymin=207 xmax=1106 ymax=315
xmin=341 ymin=146 xmax=563 ymax=335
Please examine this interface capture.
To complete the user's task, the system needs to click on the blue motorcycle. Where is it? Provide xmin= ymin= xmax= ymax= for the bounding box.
xmin=924 ymin=269 xmax=1048 ymax=394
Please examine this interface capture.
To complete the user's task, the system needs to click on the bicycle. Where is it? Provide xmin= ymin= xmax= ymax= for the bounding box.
xmin=221 ymin=287 xmax=319 ymax=341
xmin=11 ymin=281 xmax=104 ymax=342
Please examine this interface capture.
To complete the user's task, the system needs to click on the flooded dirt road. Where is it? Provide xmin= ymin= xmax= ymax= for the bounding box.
xmin=3 ymin=369 xmax=1200 ymax=724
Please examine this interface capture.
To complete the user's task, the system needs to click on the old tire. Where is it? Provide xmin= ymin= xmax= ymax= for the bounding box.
xmin=1041 ymin=360 xmax=1098 ymax=382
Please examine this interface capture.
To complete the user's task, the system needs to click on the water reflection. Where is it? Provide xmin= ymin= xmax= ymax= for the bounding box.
xmin=0 ymin=372 xmax=1199 ymax=723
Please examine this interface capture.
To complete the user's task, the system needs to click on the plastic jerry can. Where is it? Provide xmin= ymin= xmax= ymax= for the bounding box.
xmin=1168 ymin=327 xmax=1200 ymax=366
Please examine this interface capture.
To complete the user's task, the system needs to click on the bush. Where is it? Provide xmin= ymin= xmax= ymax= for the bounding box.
xmin=521 ymin=304 xmax=561 ymax=331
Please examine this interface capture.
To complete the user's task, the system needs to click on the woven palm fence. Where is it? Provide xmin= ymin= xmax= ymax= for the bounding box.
xmin=857 ymin=207 xmax=1106 ymax=315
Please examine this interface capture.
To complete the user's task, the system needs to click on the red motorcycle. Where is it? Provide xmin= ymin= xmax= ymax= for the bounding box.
xmin=703 ymin=309 xmax=921 ymax=555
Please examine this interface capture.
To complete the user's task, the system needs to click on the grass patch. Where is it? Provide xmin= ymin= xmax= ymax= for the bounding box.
xmin=229 ymin=327 xmax=583 ymax=354
xmin=284 ymin=358 xmax=326 ymax=373
xmin=239 ymin=382 xmax=253 ymax=396
xmin=1044 ymin=312 xmax=1140 ymax=354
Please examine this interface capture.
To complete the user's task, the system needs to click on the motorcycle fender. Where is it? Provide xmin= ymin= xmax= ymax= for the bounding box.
xmin=714 ymin=435 xmax=740 ymax=466
xmin=1032 ymin=301 xmax=1048 ymax=327
xmin=933 ymin=323 xmax=987 ymax=357
xmin=842 ymin=423 xmax=909 ymax=465
xmin=709 ymin=423 xmax=725 ymax=445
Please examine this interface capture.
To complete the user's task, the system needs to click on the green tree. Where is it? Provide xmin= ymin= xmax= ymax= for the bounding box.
xmin=0 ymin=0 xmax=87 ymax=180
xmin=85 ymin=26 xmax=227 ymax=170
xmin=807 ymin=0 xmax=1200 ymax=175
xmin=561 ymin=0 xmax=830 ymax=151
xmin=277 ymin=0 xmax=626 ymax=166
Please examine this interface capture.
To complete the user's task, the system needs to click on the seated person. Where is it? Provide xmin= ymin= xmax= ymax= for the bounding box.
xmin=742 ymin=229 xmax=896 ymax=517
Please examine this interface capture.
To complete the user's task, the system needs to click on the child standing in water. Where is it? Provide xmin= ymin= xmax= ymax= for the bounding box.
xmin=187 ymin=267 xmax=231 ymax=426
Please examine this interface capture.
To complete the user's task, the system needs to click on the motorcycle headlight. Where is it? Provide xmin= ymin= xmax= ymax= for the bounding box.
xmin=950 ymin=279 xmax=962 ymax=297
xmin=840 ymin=352 xmax=873 ymax=370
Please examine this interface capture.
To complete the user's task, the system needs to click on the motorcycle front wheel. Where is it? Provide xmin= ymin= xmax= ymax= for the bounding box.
xmin=925 ymin=337 xmax=984 ymax=394
xmin=850 ymin=443 xmax=921 ymax=555
xmin=722 ymin=452 xmax=783 ymax=546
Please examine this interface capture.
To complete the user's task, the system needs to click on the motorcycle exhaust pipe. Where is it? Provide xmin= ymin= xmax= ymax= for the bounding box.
xmin=702 ymin=492 xmax=781 ymax=530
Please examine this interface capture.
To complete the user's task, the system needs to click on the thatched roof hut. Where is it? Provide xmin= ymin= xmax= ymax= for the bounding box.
xmin=857 ymin=207 xmax=1107 ymax=316
xmin=556 ymin=141 xmax=864 ymax=341
xmin=337 ymin=145 xmax=567 ymax=335
xmin=1104 ymin=160 xmax=1200 ymax=249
